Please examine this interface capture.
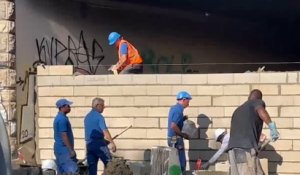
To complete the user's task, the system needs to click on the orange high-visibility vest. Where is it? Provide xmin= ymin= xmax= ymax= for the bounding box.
xmin=118 ymin=39 xmax=143 ymax=70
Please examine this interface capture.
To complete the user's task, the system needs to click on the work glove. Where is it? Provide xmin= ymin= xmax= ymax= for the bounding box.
xmin=268 ymin=122 xmax=279 ymax=142
xmin=201 ymin=162 xmax=210 ymax=170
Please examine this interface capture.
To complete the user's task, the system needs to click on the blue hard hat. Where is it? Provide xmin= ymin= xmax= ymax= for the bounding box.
xmin=108 ymin=32 xmax=121 ymax=45
xmin=176 ymin=91 xmax=192 ymax=100
xmin=56 ymin=99 xmax=73 ymax=108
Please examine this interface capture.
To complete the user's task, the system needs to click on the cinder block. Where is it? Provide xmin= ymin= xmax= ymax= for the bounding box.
xmin=37 ymin=66 xmax=49 ymax=75
xmin=135 ymin=96 xmax=159 ymax=106
xmin=38 ymin=118 xmax=53 ymax=128
xmin=277 ymin=129 xmax=300 ymax=139
xmin=49 ymin=65 xmax=73 ymax=75
xmin=207 ymin=74 xmax=233 ymax=84
xmin=0 ymin=53 xmax=15 ymax=67
xmin=109 ymin=129 xmax=147 ymax=139
xmin=182 ymin=74 xmax=207 ymax=84
xmin=158 ymin=96 xmax=176 ymax=106
xmin=293 ymin=140 xmax=300 ymax=150
xmin=109 ymin=97 xmax=134 ymax=106
xmin=133 ymin=118 xmax=159 ymax=128
xmin=281 ymin=85 xmax=300 ymax=95
xmin=280 ymin=107 xmax=300 ymax=117
xmin=0 ymin=1 xmax=14 ymax=20
xmin=38 ymin=108 xmax=51 ymax=117
xmin=0 ymin=20 xmax=14 ymax=33
xmin=146 ymin=128 xmax=167 ymax=139
xmin=273 ymin=162 xmax=300 ymax=173
xmin=197 ymin=86 xmax=223 ymax=95
xmin=38 ymin=86 xmax=74 ymax=96
xmin=270 ymin=118 xmax=293 ymax=128
xmin=251 ymin=85 xmax=279 ymax=95
xmin=147 ymin=107 xmax=169 ymax=117
xmin=157 ymin=74 xmax=182 ymax=84
xmin=184 ymin=107 xmax=199 ymax=117
xmin=265 ymin=140 xmax=292 ymax=151
xmin=293 ymin=118 xmax=300 ymax=128
xmin=171 ymin=86 xmax=197 ymax=95
xmin=224 ymin=85 xmax=250 ymax=95
xmin=98 ymin=86 xmax=123 ymax=96
xmin=84 ymin=75 xmax=108 ymax=85
xmin=69 ymin=107 xmax=90 ymax=117
xmin=234 ymin=73 xmax=260 ymax=84
xmin=114 ymin=139 xmax=160 ymax=149
xmin=69 ymin=118 xmax=84 ymax=128
xmin=159 ymin=118 xmax=167 ymax=128
xmin=40 ymin=149 xmax=55 ymax=159
xmin=38 ymin=97 xmax=61 ymax=107
xmin=280 ymin=151 xmax=300 ymax=161
xmin=74 ymin=86 xmax=97 ymax=96
xmin=0 ymin=89 xmax=15 ymax=101
xmin=72 ymin=129 xmax=84 ymax=139
xmin=213 ymin=96 xmax=242 ymax=106
xmin=37 ymin=76 xmax=60 ymax=86
xmin=74 ymin=139 xmax=86 ymax=149
xmin=287 ymin=72 xmax=298 ymax=83
xmin=104 ymin=107 xmax=148 ymax=117
xmin=0 ymin=69 xmax=15 ymax=87
xmin=38 ymin=129 xmax=53 ymax=138
xmin=106 ymin=118 xmax=134 ymax=127
xmin=260 ymin=72 xmax=287 ymax=83
xmin=198 ymin=107 xmax=224 ymax=117
xmin=108 ymin=75 xmax=132 ymax=84
xmin=122 ymin=86 xmax=147 ymax=95
xmin=60 ymin=76 xmax=84 ymax=86
xmin=0 ymin=33 xmax=15 ymax=53
xmin=263 ymin=96 xmax=294 ymax=106
xmin=190 ymin=96 xmax=211 ymax=107
xmin=63 ymin=97 xmax=87 ymax=107
xmin=212 ymin=118 xmax=231 ymax=128
xmin=132 ymin=74 xmax=157 ymax=84
xmin=39 ymin=139 xmax=54 ymax=149
xmin=147 ymin=86 xmax=173 ymax=95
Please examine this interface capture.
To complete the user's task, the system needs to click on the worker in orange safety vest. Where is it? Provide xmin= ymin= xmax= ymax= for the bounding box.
xmin=108 ymin=32 xmax=143 ymax=74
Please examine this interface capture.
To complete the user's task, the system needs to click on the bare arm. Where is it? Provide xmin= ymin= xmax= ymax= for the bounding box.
xmin=171 ymin=122 xmax=189 ymax=139
xmin=256 ymin=106 xmax=272 ymax=125
xmin=114 ymin=54 xmax=127 ymax=70
xmin=104 ymin=130 xmax=117 ymax=152
xmin=61 ymin=132 xmax=73 ymax=150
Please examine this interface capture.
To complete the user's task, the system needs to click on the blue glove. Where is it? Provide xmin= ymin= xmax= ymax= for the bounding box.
xmin=268 ymin=122 xmax=279 ymax=142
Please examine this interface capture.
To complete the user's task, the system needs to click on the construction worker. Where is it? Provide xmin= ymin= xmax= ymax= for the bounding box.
xmin=108 ymin=32 xmax=143 ymax=74
xmin=84 ymin=98 xmax=116 ymax=175
xmin=167 ymin=91 xmax=192 ymax=172
xmin=201 ymin=128 xmax=230 ymax=170
xmin=227 ymin=89 xmax=279 ymax=175
xmin=53 ymin=98 xmax=78 ymax=174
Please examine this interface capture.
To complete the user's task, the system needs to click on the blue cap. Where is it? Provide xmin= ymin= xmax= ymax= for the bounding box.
xmin=56 ymin=99 xmax=73 ymax=108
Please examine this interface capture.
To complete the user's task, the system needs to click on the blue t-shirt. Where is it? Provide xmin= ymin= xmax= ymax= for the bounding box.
xmin=53 ymin=112 xmax=74 ymax=154
xmin=84 ymin=109 xmax=108 ymax=144
xmin=120 ymin=43 xmax=128 ymax=55
xmin=167 ymin=103 xmax=185 ymax=137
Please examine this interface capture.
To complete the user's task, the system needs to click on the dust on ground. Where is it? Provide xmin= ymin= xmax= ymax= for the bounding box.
xmin=105 ymin=157 xmax=133 ymax=175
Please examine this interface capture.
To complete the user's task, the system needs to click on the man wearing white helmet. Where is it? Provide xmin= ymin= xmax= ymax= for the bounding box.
xmin=108 ymin=32 xmax=143 ymax=74
xmin=201 ymin=129 xmax=230 ymax=170
xmin=167 ymin=91 xmax=192 ymax=173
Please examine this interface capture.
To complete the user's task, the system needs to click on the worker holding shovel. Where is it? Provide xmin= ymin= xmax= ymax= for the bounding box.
xmin=84 ymin=98 xmax=116 ymax=175
xmin=227 ymin=89 xmax=279 ymax=175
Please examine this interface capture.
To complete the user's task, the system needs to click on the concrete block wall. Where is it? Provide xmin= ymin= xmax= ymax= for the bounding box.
xmin=37 ymin=65 xmax=300 ymax=174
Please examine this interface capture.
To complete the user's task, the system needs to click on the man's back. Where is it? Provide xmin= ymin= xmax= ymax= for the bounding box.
xmin=84 ymin=109 xmax=107 ymax=143
xmin=228 ymin=99 xmax=265 ymax=150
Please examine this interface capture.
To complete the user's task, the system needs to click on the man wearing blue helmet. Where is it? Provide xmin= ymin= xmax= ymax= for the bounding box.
xmin=53 ymin=98 xmax=78 ymax=174
xmin=167 ymin=91 xmax=192 ymax=173
xmin=108 ymin=32 xmax=143 ymax=74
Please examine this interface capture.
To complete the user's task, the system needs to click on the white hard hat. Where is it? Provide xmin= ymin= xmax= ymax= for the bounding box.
xmin=214 ymin=129 xmax=226 ymax=141
xmin=41 ymin=159 xmax=57 ymax=171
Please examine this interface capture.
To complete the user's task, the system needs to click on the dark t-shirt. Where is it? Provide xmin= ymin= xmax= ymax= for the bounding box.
xmin=228 ymin=99 xmax=265 ymax=151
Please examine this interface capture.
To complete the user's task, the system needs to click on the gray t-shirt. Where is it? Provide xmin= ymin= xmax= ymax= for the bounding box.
xmin=228 ymin=99 xmax=265 ymax=151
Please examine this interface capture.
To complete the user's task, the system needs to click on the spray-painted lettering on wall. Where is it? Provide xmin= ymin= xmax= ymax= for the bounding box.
xmin=36 ymin=30 xmax=105 ymax=75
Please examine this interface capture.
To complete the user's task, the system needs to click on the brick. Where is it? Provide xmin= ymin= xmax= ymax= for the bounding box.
xmin=147 ymin=107 xmax=169 ymax=117
xmin=266 ymin=107 xmax=279 ymax=117
xmin=39 ymin=139 xmax=54 ymax=149
xmin=184 ymin=107 xmax=199 ymax=117
xmin=0 ymin=69 xmax=15 ymax=87
xmin=108 ymin=75 xmax=132 ymax=84
xmin=280 ymin=107 xmax=300 ymax=117
xmin=263 ymin=96 xmax=294 ymax=106
xmin=157 ymin=75 xmax=182 ymax=84
xmin=293 ymin=140 xmax=300 ymax=150
xmin=213 ymin=96 xmax=244 ymax=106
xmin=38 ymin=97 xmax=61 ymax=107
xmin=49 ymin=65 xmax=73 ymax=75
xmin=40 ymin=149 xmax=54 ymax=159
xmin=251 ymin=85 xmax=279 ymax=95
xmin=122 ymin=86 xmax=147 ymax=95
xmin=106 ymin=118 xmax=133 ymax=127
xmin=74 ymin=86 xmax=97 ymax=96
xmin=277 ymin=129 xmax=300 ymax=139
xmin=63 ymin=97 xmax=87 ymax=107
xmin=197 ymin=86 xmax=223 ymax=95
xmin=132 ymin=74 xmax=157 ymax=84
xmin=38 ymin=129 xmax=53 ymax=138
xmin=146 ymin=129 xmax=167 ymax=138
xmin=114 ymin=139 xmax=160 ymax=149
xmin=37 ymin=66 xmax=49 ymax=75
xmin=0 ymin=20 xmax=14 ymax=33
xmin=110 ymin=129 xmax=147 ymax=139
xmin=158 ymin=96 xmax=176 ymax=106
xmin=281 ymin=85 xmax=300 ymax=95
xmin=171 ymin=86 xmax=197 ymax=95
xmin=70 ymin=107 xmax=90 ymax=117
xmin=38 ymin=108 xmax=51 ymax=117
xmin=84 ymin=75 xmax=107 ymax=85
xmin=293 ymin=96 xmax=300 ymax=105
xmin=74 ymin=139 xmax=85 ymax=149
xmin=38 ymin=86 xmax=74 ymax=96
xmin=212 ymin=118 xmax=231 ymax=128
xmin=260 ymin=72 xmax=287 ymax=83
xmin=182 ymin=74 xmax=207 ymax=84
xmin=133 ymin=118 xmax=159 ymax=128
xmin=69 ymin=118 xmax=84 ymax=128
xmin=0 ymin=53 xmax=15 ymax=67
xmin=37 ymin=76 xmax=60 ymax=86
xmin=0 ymin=89 xmax=15 ymax=101
xmin=198 ymin=107 xmax=224 ymax=117
xmin=280 ymin=151 xmax=300 ymax=161
xmin=134 ymin=96 xmax=159 ymax=106
xmin=104 ymin=107 xmax=148 ymax=117
xmin=0 ymin=33 xmax=14 ymax=53
xmin=72 ymin=129 xmax=84 ymax=138
xmin=38 ymin=118 xmax=53 ymax=128
xmin=264 ymin=140 xmax=292 ymax=151
xmin=293 ymin=118 xmax=300 ymax=128
xmin=273 ymin=162 xmax=300 ymax=173
xmin=271 ymin=118 xmax=293 ymax=128
xmin=98 ymin=86 xmax=122 ymax=96
xmin=147 ymin=86 xmax=172 ymax=95
xmin=159 ymin=118 xmax=167 ymax=128
xmin=207 ymin=74 xmax=233 ymax=84
xmin=189 ymin=96 xmax=211 ymax=106
xmin=59 ymin=75 xmax=85 ymax=86
xmin=233 ymin=73 xmax=260 ymax=83
xmin=287 ymin=72 xmax=298 ymax=83
xmin=224 ymin=85 xmax=250 ymax=95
